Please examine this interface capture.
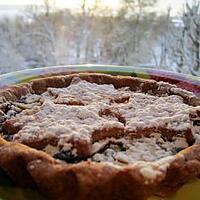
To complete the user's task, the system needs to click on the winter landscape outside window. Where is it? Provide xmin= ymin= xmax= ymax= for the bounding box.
xmin=0 ymin=0 xmax=199 ymax=76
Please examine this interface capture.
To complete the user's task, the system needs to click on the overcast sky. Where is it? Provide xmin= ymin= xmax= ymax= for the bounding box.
xmin=0 ymin=0 xmax=193 ymax=16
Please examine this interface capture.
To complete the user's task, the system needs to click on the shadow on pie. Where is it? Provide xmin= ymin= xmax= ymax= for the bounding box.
xmin=0 ymin=168 xmax=46 ymax=200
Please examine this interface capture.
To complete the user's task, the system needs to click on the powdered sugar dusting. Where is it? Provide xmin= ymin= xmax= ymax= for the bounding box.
xmin=91 ymin=134 xmax=188 ymax=165
xmin=1 ymin=77 xmax=199 ymax=164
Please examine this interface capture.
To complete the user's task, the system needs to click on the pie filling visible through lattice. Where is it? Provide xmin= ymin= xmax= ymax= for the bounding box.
xmin=0 ymin=73 xmax=199 ymax=200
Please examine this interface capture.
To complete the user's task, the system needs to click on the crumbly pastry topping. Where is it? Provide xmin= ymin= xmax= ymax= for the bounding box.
xmin=0 ymin=77 xmax=200 ymax=168
xmin=91 ymin=133 xmax=189 ymax=165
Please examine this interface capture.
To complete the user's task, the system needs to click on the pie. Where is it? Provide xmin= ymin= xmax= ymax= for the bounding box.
xmin=0 ymin=73 xmax=199 ymax=200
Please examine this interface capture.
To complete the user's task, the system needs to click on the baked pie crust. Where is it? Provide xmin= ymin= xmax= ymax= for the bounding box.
xmin=0 ymin=73 xmax=200 ymax=200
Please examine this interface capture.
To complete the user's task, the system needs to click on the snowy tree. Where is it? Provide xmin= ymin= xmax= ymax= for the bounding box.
xmin=183 ymin=1 xmax=200 ymax=75
xmin=0 ymin=17 xmax=28 ymax=73
xmin=168 ymin=1 xmax=200 ymax=75
xmin=2 ymin=0 xmax=199 ymax=75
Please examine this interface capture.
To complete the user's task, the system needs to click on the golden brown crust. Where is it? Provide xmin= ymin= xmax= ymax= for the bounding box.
xmin=0 ymin=73 xmax=199 ymax=105
xmin=0 ymin=137 xmax=54 ymax=187
xmin=155 ymin=145 xmax=200 ymax=197
xmin=0 ymin=137 xmax=200 ymax=200
xmin=0 ymin=73 xmax=200 ymax=200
